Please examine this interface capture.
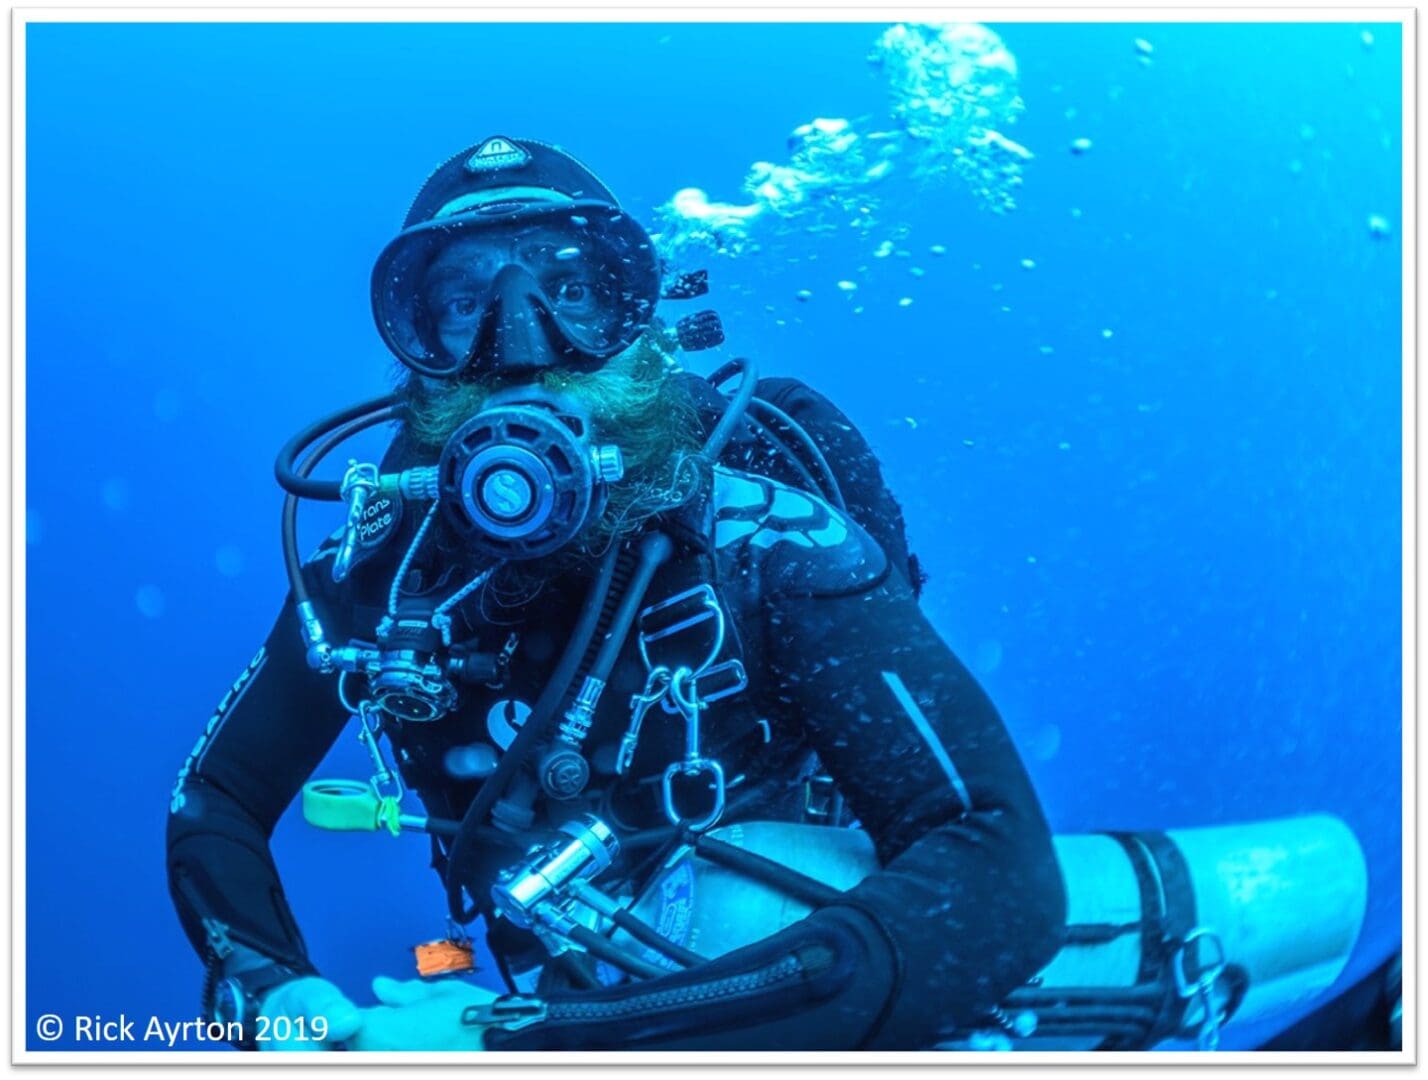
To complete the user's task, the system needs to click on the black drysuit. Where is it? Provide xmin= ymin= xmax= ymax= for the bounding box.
xmin=166 ymin=385 xmax=1066 ymax=1050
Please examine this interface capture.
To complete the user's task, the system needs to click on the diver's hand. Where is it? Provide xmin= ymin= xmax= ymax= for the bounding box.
xmin=255 ymin=976 xmax=363 ymax=1052
xmin=345 ymin=975 xmax=499 ymax=1051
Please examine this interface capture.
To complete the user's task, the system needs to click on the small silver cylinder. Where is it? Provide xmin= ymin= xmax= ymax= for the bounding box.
xmin=490 ymin=816 xmax=619 ymax=928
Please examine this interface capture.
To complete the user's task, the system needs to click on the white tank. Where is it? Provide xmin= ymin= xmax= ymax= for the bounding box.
xmin=617 ymin=814 xmax=1368 ymax=1049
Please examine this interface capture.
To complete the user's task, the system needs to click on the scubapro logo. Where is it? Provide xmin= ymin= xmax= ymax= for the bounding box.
xmin=486 ymin=699 xmax=533 ymax=751
xmin=169 ymin=647 xmax=268 ymax=813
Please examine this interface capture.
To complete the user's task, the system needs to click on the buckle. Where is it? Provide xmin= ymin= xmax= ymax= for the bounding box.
xmin=639 ymin=584 xmax=721 ymax=644
xmin=803 ymin=774 xmax=840 ymax=821
xmin=638 ymin=584 xmax=743 ymax=704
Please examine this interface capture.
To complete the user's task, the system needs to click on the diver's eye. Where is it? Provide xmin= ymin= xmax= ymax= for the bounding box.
xmin=555 ymin=281 xmax=590 ymax=307
xmin=439 ymin=296 xmax=480 ymax=322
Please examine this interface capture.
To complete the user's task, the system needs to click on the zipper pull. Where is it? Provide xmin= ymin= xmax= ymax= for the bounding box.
xmin=462 ymin=996 xmax=548 ymax=1032
xmin=202 ymin=917 xmax=235 ymax=962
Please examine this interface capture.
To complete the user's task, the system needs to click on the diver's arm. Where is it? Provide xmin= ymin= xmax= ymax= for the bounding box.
xmin=165 ymin=591 xmax=351 ymax=987
xmin=484 ymin=535 xmax=1065 ymax=1051
xmin=754 ymin=570 xmax=1069 ymax=1047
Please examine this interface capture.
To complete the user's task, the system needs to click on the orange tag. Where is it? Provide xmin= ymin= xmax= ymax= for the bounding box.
xmin=414 ymin=938 xmax=476 ymax=977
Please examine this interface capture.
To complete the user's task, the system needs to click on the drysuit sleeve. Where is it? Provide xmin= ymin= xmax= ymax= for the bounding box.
xmin=485 ymin=514 xmax=1066 ymax=1051
xmin=165 ymin=588 xmax=351 ymax=981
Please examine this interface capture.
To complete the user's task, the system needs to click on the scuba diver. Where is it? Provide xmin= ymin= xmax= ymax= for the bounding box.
xmin=163 ymin=133 xmax=1068 ymax=1051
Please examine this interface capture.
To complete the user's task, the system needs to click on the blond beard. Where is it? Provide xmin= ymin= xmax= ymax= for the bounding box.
xmin=397 ymin=335 xmax=709 ymax=567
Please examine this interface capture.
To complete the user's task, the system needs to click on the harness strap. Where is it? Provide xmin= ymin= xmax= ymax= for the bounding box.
xmin=1100 ymin=831 xmax=1199 ymax=1049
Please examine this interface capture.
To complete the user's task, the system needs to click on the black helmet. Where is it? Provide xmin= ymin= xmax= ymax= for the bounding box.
xmin=371 ymin=136 xmax=661 ymax=379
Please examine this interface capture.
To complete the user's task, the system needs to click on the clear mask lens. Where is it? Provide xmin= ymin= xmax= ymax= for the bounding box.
xmin=374 ymin=204 xmax=659 ymax=376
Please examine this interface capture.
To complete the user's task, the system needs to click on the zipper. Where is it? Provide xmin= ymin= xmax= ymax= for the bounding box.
xmin=174 ymin=865 xmax=237 ymax=1017
xmin=199 ymin=917 xmax=236 ymax=1018
xmin=544 ymin=954 xmax=806 ymax=1024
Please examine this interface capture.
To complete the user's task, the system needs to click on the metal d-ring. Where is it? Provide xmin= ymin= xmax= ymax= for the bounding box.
xmin=1173 ymin=928 xmax=1227 ymax=1051
xmin=661 ymin=757 xmax=726 ymax=833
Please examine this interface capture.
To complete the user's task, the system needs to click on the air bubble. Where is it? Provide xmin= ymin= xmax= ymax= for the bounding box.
xmin=101 ymin=478 xmax=130 ymax=512
xmin=215 ymin=545 xmax=245 ymax=577
xmin=136 ymin=585 xmax=166 ymax=619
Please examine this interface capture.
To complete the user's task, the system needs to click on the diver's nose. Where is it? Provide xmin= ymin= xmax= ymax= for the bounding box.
xmin=468 ymin=264 xmax=567 ymax=377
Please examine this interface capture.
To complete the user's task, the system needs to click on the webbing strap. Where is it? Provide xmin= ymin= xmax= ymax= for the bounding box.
xmin=1097 ymin=831 xmax=1199 ymax=1049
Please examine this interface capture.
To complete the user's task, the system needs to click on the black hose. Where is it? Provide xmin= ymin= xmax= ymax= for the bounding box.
xmin=740 ymin=413 xmax=826 ymax=497
xmin=1026 ymin=1005 xmax=1159 ymax=1025
xmin=1007 ymin=985 xmax=1164 ymax=1007
xmin=281 ymin=406 xmax=399 ymax=608
xmin=552 ymin=951 xmax=602 ymax=991
xmin=616 ymin=826 xmax=682 ymax=852
xmin=609 ymin=908 xmax=708 ymax=969
xmin=614 ymin=780 xmax=769 ymax=855
xmin=703 ymin=356 xmax=832 ymax=499
xmin=566 ymin=925 xmax=670 ymax=981
xmin=605 ymin=826 xmax=692 ymax=914
xmin=445 ymin=542 xmax=622 ymax=923
xmin=744 ymin=396 xmax=846 ymax=511
xmin=586 ymin=532 xmax=673 ymax=682
xmin=275 ymin=392 xmax=400 ymax=500
xmin=281 ymin=493 xmax=308 ymax=610
xmin=492 ymin=949 xmax=520 ymax=996
xmin=420 ymin=817 xmax=537 ymax=852
xmin=1024 ymin=1022 xmax=1151 ymax=1040
xmin=691 ymin=835 xmax=845 ymax=909
xmin=702 ymin=357 xmax=759 ymax=462
xmin=445 ymin=531 xmax=684 ymax=927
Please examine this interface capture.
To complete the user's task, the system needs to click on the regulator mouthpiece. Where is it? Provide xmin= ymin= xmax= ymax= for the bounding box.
xmin=437 ymin=388 xmax=623 ymax=561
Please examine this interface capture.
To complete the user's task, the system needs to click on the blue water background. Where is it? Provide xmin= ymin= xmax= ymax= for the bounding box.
xmin=25 ymin=22 xmax=1403 ymax=1051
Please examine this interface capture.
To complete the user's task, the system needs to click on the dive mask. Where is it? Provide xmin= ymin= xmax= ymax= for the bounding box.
xmin=371 ymin=136 xmax=661 ymax=378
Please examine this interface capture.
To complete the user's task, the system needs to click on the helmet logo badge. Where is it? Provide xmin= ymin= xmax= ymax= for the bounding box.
xmin=466 ymin=137 xmax=529 ymax=173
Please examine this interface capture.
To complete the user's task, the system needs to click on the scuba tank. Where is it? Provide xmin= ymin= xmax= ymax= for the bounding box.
xmin=613 ymin=816 xmax=1369 ymax=1051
